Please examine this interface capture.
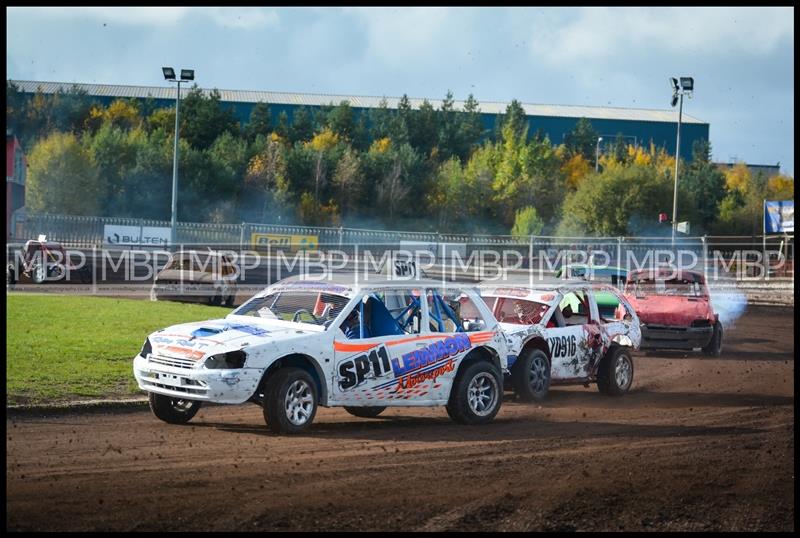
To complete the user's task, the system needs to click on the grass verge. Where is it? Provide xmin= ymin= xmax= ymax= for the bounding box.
xmin=7 ymin=293 xmax=231 ymax=405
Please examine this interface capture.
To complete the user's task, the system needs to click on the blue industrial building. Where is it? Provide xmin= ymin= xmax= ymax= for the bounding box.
xmin=10 ymin=80 xmax=710 ymax=161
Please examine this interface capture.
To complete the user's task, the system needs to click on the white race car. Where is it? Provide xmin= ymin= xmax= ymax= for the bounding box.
xmin=478 ymin=278 xmax=641 ymax=401
xmin=133 ymin=275 xmax=509 ymax=433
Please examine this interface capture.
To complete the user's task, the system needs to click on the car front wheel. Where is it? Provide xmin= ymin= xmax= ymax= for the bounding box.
xmin=263 ymin=368 xmax=318 ymax=434
xmin=148 ymin=393 xmax=202 ymax=424
xmin=597 ymin=346 xmax=634 ymax=396
xmin=511 ymin=348 xmax=551 ymax=402
xmin=446 ymin=360 xmax=502 ymax=425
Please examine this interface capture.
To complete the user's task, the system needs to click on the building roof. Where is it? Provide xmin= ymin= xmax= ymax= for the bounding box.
xmin=9 ymin=79 xmax=707 ymax=125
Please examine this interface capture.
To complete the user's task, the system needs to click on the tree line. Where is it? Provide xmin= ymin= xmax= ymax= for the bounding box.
xmin=6 ymin=81 xmax=793 ymax=236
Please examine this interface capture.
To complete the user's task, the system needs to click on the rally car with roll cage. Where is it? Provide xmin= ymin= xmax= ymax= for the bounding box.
xmin=133 ymin=274 xmax=509 ymax=433
xmin=623 ymin=268 xmax=722 ymax=355
xmin=7 ymin=237 xmax=91 ymax=287
xmin=150 ymin=249 xmax=239 ymax=307
xmin=476 ymin=277 xmax=641 ymax=401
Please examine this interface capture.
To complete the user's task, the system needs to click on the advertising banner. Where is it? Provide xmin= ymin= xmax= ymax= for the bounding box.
xmin=104 ymin=225 xmax=171 ymax=246
xmin=765 ymin=201 xmax=794 ymax=233
xmin=251 ymin=233 xmax=319 ymax=251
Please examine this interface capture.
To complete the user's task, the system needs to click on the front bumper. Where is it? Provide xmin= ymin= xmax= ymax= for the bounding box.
xmin=133 ymin=354 xmax=262 ymax=404
xmin=639 ymin=324 xmax=713 ymax=350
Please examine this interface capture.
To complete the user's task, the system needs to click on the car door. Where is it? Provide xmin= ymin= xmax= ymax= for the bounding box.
xmin=547 ymin=289 xmax=602 ymax=380
xmin=332 ymin=289 xmax=433 ymax=405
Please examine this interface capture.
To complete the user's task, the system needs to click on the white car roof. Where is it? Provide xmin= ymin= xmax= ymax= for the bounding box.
xmin=260 ymin=274 xmax=479 ymax=298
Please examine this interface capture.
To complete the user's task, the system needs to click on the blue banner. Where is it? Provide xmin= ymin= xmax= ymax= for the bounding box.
xmin=765 ymin=200 xmax=794 ymax=233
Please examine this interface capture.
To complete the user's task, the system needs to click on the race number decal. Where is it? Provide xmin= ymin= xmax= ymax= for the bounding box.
xmin=338 ymin=346 xmax=391 ymax=391
xmin=548 ymin=335 xmax=576 ymax=359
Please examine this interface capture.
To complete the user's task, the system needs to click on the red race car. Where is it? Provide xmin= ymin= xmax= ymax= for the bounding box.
xmin=622 ymin=268 xmax=722 ymax=355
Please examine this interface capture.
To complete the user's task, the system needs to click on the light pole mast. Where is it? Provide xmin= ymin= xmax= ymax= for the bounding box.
xmin=671 ymin=91 xmax=683 ymax=244
xmin=162 ymin=67 xmax=195 ymax=249
xmin=669 ymin=76 xmax=693 ymax=245
xmin=171 ymin=79 xmax=181 ymax=248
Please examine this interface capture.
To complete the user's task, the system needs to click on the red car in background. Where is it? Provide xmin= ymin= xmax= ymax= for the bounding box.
xmin=623 ymin=269 xmax=722 ymax=355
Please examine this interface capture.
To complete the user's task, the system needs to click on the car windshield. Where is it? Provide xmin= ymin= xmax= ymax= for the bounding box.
xmin=629 ymin=277 xmax=703 ymax=297
xmin=233 ymin=291 xmax=351 ymax=326
xmin=495 ymin=298 xmax=550 ymax=325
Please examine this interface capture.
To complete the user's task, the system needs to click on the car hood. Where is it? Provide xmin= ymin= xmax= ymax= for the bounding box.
xmin=148 ymin=318 xmax=318 ymax=360
xmin=624 ymin=295 xmax=713 ymax=326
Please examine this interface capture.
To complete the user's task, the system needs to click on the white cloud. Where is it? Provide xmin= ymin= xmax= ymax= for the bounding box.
xmin=529 ymin=7 xmax=794 ymax=64
xmin=205 ymin=8 xmax=280 ymax=30
xmin=7 ymin=7 xmax=280 ymax=29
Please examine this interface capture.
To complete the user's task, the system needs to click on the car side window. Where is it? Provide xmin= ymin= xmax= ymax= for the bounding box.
xmin=559 ymin=291 xmax=590 ymax=326
xmin=340 ymin=291 xmax=421 ymax=339
xmin=426 ymin=288 xmax=486 ymax=333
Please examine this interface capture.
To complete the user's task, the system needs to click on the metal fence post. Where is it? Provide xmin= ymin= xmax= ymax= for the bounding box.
xmin=240 ymin=223 xmax=246 ymax=251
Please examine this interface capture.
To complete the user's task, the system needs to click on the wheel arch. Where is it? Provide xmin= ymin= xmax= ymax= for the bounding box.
xmin=514 ymin=336 xmax=551 ymax=372
xmin=258 ymin=353 xmax=329 ymax=406
xmin=457 ymin=345 xmax=502 ymax=377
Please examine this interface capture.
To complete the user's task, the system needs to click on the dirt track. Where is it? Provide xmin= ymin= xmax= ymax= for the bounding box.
xmin=6 ymin=305 xmax=794 ymax=531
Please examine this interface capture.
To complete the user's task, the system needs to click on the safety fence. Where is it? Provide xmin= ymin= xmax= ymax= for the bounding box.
xmin=10 ymin=212 xmax=795 ymax=278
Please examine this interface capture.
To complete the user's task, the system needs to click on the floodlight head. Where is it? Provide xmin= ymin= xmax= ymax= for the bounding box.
xmin=180 ymin=69 xmax=195 ymax=81
xmin=680 ymin=77 xmax=694 ymax=91
xmin=162 ymin=67 xmax=176 ymax=80
xmin=671 ymin=94 xmax=679 ymax=107
xmin=670 ymin=77 xmax=679 ymax=91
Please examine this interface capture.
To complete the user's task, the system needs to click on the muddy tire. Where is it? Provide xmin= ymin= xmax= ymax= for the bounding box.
xmin=148 ymin=392 xmax=202 ymax=424
xmin=702 ymin=321 xmax=723 ymax=356
xmin=209 ymin=293 xmax=222 ymax=306
xmin=511 ymin=348 xmax=551 ymax=402
xmin=344 ymin=406 xmax=386 ymax=418
xmin=224 ymin=292 xmax=235 ymax=308
xmin=6 ymin=264 xmax=17 ymax=288
xmin=597 ymin=346 xmax=634 ymax=396
xmin=263 ymin=367 xmax=318 ymax=434
xmin=446 ymin=360 xmax=502 ymax=425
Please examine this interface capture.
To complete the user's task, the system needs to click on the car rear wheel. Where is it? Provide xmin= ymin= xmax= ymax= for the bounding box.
xmin=344 ymin=406 xmax=386 ymax=418
xmin=702 ymin=321 xmax=723 ymax=356
xmin=597 ymin=346 xmax=634 ymax=396
xmin=446 ymin=360 xmax=502 ymax=425
xmin=148 ymin=392 xmax=202 ymax=424
xmin=511 ymin=348 xmax=551 ymax=402
xmin=263 ymin=368 xmax=318 ymax=434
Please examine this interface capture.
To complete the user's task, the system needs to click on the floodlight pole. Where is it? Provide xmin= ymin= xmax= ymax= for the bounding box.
xmin=595 ymin=137 xmax=603 ymax=173
xmin=170 ymin=79 xmax=182 ymax=248
xmin=671 ymin=91 xmax=684 ymax=245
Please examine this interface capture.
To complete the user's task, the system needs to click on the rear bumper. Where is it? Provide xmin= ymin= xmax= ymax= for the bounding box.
xmin=133 ymin=354 xmax=261 ymax=404
xmin=639 ymin=324 xmax=713 ymax=350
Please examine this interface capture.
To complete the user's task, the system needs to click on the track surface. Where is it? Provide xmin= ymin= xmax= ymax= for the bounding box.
xmin=6 ymin=305 xmax=794 ymax=531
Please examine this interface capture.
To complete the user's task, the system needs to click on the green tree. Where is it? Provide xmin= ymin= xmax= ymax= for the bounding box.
xmin=558 ymin=164 xmax=692 ymax=236
xmin=332 ymin=147 xmax=364 ymax=218
xmin=27 ymin=132 xmax=105 ymax=216
xmin=511 ymin=206 xmax=544 ymax=238
xmin=274 ymin=111 xmax=290 ymax=140
xmin=245 ymin=102 xmax=272 ymax=141
xmin=390 ymin=94 xmax=412 ymax=145
xmin=368 ymin=98 xmax=394 ymax=141
xmin=179 ymin=87 xmax=240 ymax=150
xmin=499 ymin=99 xmax=528 ymax=142
xmin=326 ymin=101 xmax=355 ymax=141
xmin=84 ymin=123 xmax=138 ymax=215
xmin=289 ymin=106 xmax=315 ymax=144
xmin=246 ymin=137 xmax=290 ymax=223
xmin=409 ymin=99 xmax=439 ymax=158
xmin=564 ymin=117 xmax=600 ymax=163
xmin=680 ymin=140 xmax=727 ymax=232
xmin=456 ymin=94 xmax=485 ymax=160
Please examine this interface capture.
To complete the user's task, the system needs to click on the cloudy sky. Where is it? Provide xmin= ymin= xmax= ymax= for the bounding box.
xmin=6 ymin=6 xmax=795 ymax=174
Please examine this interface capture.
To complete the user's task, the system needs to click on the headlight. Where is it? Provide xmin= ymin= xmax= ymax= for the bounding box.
xmin=141 ymin=337 xmax=152 ymax=357
xmin=204 ymin=350 xmax=247 ymax=369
